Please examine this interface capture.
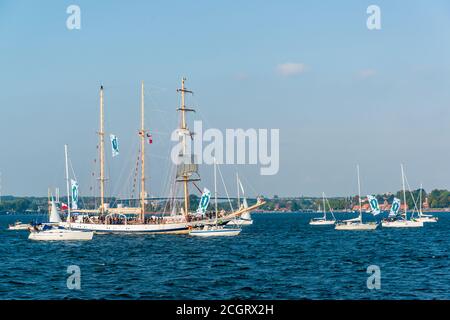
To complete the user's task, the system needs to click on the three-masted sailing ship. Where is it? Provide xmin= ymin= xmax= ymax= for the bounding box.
xmin=60 ymin=78 xmax=264 ymax=234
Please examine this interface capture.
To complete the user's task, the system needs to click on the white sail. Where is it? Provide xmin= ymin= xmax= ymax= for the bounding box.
xmin=238 ymin=180 xmax=249 ymax=209
xmin=49 ymin=198 xmax=62 ymax=223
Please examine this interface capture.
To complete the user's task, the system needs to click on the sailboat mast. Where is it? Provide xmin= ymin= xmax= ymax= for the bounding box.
xmin=140 ymin=81 xmax=146 ymax=222
xmin=322 ymin=192 xmax=326 ymax=220
xmin=47 ymin=188 xmax=51 ymax=216
xmin=401 ymin=164 xmax=407 ymax=220
xmin=214 ymin=159 xmax=218 ymax=223
xmin=419 ymin=182 xmax=423 ymax=217
xmin=180 ymin=78 xmax=189 ymax=216
xmin=99 ymin=86 xmax=105 ymax=214
xmin=64 ymin=144 xmax=71 ymax=223
xmin=357 ymin=164 xmax=362 ymax=223
xmin=237 ymin=173 xmax=241 ymax=208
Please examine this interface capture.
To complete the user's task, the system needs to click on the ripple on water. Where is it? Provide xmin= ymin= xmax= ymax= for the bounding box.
xmin=0 ymin=213 xmax=449 ymax=299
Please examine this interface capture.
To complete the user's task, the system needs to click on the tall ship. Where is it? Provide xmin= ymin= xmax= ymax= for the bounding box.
xmin=59 ymin=78 xmax=264 ymax=234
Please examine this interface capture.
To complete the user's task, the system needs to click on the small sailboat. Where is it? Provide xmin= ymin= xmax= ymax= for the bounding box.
xmin=8 ymin=221 xmax=31 ymax=230
xmin=227 ymin=174 xmax=253 ymax=226
xmin=335 ymin=165 xmax=378 ymax=230
xmin=416 ymin=183 xmax=438 ymax=223
xmin=381 ymin=165 xmax=423 ymax=228
xmin=28 ymin=225 xmax=94 ymax=241
xmin=190 ymin=160 xmax=241 ymax=237
xmin=309 ymin=192 xmax=336 ymax=225
xmin=29 ymin=145 xmax=94 ymax=241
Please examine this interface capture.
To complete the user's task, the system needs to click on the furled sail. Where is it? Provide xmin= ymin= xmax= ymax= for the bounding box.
xmin=176 ymin=155 xmax=199 ymax=181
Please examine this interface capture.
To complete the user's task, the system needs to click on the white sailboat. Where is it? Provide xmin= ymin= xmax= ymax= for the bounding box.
xmin=381 ymin=164 xmax=423 ymax=228
xmin=8 ymin=221 xmax=31 ymax=230
xmin=29 ymin=145 xmax=94 ymax=241
xmin=190 ymin=159 xmax=241 ymax=237
xmin=227 ymin=173 xmax=253 ymax=226
xmin=416 ymin=183 xmax=438 ymax=223
xmin=335 ymin=165 xmax=378 ymax=230
xmin=309 ymin=192 xmax=336 ymax=226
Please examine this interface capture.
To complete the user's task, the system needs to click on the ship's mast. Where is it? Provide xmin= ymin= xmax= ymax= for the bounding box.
xmin=322 ymin=192 xmax=326 ymax=220
xmin=140 ymin=81 xmax=146 ymax=222
xmin=214 ymin=158 xmax=218 ymax=224
xmin=99 ymin=86 xmax=105 ymax=214
xmin=177 ymin=78 xmax=194 ymax=217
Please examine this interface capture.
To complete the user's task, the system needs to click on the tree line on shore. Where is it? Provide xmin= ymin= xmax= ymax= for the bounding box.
xmin=1 ymin=189 xmax=450 ymax=213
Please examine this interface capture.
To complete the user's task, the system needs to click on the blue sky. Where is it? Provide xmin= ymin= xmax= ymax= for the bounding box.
xmin=1 ymin=1 xmax=450 ymax=197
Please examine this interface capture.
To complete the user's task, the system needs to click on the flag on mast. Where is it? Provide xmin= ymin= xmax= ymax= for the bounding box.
xmin=196 ymin=188 xmax=211 ymax=216
xmin=71 ymin=179 xmax=79 ymax=210
xmin=390 ymin=198 xmax=401 ymax=216
xmin=367 ymin=195 xmax=381 ymax=215
xmin=110 ymin=134 xmax=119 ymax=157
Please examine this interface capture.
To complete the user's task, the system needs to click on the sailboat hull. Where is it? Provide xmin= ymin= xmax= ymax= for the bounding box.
xmin=309 ymin=219 xmax=335 ymax=226
xmin=416 ymin=217 xmax=438 ymax=223
xmin=189 ymin=228 xmax=241 ymax=237
xmin=381 ymin=220 xmax=423 ymax=228
xmin=335 ymin=223 xmax=378 ymax=230
xmin=28 ymin=229 xmax=93 ymax=241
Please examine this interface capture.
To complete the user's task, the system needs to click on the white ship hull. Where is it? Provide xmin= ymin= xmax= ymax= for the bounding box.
xmin=28 ymin=229 xmax=93 ymax=241
xmin=309 ymin=219 xmax=335 ymax=226
xmin=381 ymin=220 xmax=423 ymax=228
xmin=59 ymin=221 xmax=189 ymax=234
xmin=335 ymin=222 xmax=378 ymax=230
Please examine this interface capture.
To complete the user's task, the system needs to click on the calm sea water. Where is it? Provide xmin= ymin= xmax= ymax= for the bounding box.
xmin=0 ymin=212 xmax=448 ymax=300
